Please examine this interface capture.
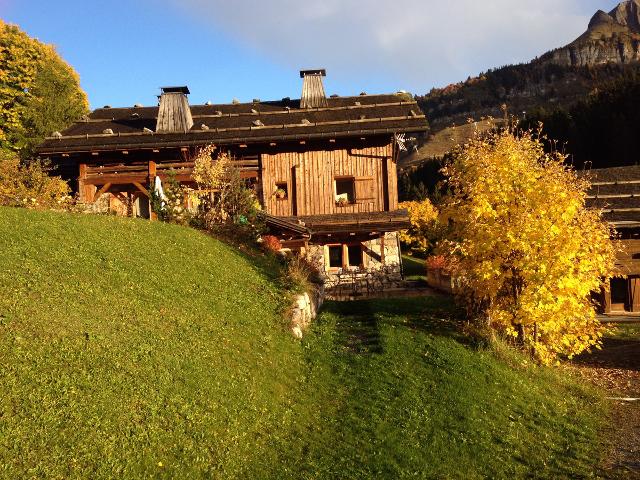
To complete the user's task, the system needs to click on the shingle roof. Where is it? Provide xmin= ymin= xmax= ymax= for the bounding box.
xmin=579 ymin=166 xmax=640 ymax=228
xmin=37 ymin=93 xmax=427 ymax=154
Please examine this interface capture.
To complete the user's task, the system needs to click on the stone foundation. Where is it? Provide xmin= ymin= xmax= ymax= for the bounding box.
xmin=304 ymin=231 xmax=404 ymax=291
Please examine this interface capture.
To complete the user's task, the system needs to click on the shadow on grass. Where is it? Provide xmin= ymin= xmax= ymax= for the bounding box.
xmin=323 ymin=301 xmax=383 ymax=354
xmin=573 ymin=337 xmax=640 ymax=372
xmin=321 ymin=297 xmax=470 ymax=354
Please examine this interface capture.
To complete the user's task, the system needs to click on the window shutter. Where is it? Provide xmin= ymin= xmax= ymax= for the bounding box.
xmin=354 ymin=177 xmax=375 ymax=204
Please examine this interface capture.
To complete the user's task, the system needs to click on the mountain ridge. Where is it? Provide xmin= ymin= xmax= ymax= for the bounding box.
xmin=543 ymin=0 xmax=640 ymax=67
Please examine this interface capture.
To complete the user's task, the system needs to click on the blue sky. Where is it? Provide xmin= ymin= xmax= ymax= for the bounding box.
xmin=2 ymin=0 xmax=620 ymax=109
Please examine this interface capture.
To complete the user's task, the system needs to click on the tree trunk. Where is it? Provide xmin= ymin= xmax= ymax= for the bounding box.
xmin=516 ymin=323 xmax=525 ymax=346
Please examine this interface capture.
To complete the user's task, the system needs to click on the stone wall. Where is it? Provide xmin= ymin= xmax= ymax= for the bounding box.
xmin=306 ymin=232 xmax=402 ymax=275
xmin=364 ymin=232 xmax=401 ymax=271
xmin=289 ymin=283 xmax=325 ymax=339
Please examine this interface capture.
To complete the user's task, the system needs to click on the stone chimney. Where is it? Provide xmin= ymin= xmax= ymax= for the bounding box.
xmin=156 ymin=86 xmax=194 ymax=133
xmin=300 ymin=69 xmax=328 ymax=109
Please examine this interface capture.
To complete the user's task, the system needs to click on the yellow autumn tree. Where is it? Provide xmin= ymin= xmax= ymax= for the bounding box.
xmin=398 ymin=198 xmax=439 ymax=255
xmin=0 ymin=20 xmax=88 ymax=157
xmin=439 ymin=128 xmax=616 ymax=364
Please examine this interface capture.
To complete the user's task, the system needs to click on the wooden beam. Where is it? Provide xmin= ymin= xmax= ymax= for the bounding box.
xmin=132 ymin=182 xmax=149 ymax=197
xmin=78 ymin=163 xmax=87 ymax=202
xmin=603 ymin=284 xmax=612 ymax=314
xmin=148 ymin=160 xmax=157 ymax=178
xmin=92 ymin=182 xmax=112 ymax=202
xmin=632 ymin=278 xmax=640 ymax=313
xmin=147 ymin=159 xmax=158 ymax=220
xmin=380 ymin=234 xmax=386 ymax=265
xmin=78 ymin=163 xmax=95 ymax=203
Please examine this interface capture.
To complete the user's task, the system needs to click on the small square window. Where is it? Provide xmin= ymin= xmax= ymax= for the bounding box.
xmin=328 ymin=245 xmax=342 ymax=268
xmin=347 ymin=244 xmax=363 ymax=268
xmin=335 ymin=177 xmax=355 ymax=204
xmin=275 ymin=182 xmax=288 ymax=200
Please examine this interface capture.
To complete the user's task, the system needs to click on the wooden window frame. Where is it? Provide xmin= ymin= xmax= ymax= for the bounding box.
xmin=334 ymin=176 xmax=356 ymax=206
xmin=274 ymin=181 xmax=288 ymax=201
xmin=324 ymin=242 xmax=365 ymax=271
xmin=326 ymin=244 xmax=344 ymax=271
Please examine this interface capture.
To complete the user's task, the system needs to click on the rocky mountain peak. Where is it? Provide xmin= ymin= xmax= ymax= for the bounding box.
xmin=587 ymin=10 xmax=616 ymax=30
xmin=609 ymin=0 xmax=640 ymax=32
xmin=543 ymin=1 xmax=640 ymax=67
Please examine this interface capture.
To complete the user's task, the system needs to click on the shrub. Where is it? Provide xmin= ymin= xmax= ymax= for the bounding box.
xmin=261 ymin=235 xmax=282 ymax=253
xmin=398 ymin=198 xmax=441 ymax=255
xmin=191 ymin=146 xmax=261 ymax=237
xmin=279 ymin=254 xmax=322 ymax=293
xmin=0 ymin=154 xmax=71 ymax=209
xmin=150 ymin=171 xmax=190 ymax=225
xmin=425 ymin=255 xmax=447 ymax=271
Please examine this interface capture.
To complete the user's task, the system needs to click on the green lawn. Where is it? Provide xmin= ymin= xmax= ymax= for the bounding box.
xmin=0 ymin=208 xmax=607 ymax=478
xmin=401 ymin=253 xmax=427 ymax=281
xmin=608 ymin=322 xmax=640 ymax=339
xmin=0 ymin=207 xmax=299 ymax=478
xmin=282 ymin=298 xmax=607 ymax=479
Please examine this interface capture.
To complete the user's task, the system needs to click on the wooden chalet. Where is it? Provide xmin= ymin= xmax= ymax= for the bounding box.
xmin=583 ymin=166 xmax=640 ymax=314
xmin=37 ymin=70 xmax=428 ymax=283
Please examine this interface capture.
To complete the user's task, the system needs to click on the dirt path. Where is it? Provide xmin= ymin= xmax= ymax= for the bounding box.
xmin=572 ymin=334 xmax=640 ymax=478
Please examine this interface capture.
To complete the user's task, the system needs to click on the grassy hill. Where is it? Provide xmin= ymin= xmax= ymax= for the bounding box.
xmin=0 ymin=207 xmax=300 ymax=478
xmin=0 ymin=208 xmax=609 ymax=478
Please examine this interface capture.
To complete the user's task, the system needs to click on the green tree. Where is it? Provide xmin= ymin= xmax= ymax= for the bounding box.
xmin=0 ymin=20 xmax=88 ymax=158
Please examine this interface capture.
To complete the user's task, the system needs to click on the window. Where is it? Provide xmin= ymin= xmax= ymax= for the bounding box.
xmin=335 ymin=177 xmax=355 ymax=205
xmin=275 ymin=182 xmax=288 ymax=200
xmin=326 ymin=243 xmax=364 ymax=270
xmin=611 ymin=277 xmax=629 ymax=308
xmin=328 ymin=246 xmax=343 ymax=268
xmin=347 ymin=245 xmax=363 ymax=268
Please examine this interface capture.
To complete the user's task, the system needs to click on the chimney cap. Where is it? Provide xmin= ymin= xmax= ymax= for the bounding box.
xmin=160 ymin=86 xmax=190 ymax=95
xmin=300 ymin=69 xmax=326 ymax=78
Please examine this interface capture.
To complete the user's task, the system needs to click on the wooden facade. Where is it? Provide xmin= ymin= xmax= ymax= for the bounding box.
xmin=260 ymin=143 xmax=397 ymax=217
xmin=37 ymin=71 xmax=428 ymax=283
xmin=582 ymin=166 xmax=640 ymax=314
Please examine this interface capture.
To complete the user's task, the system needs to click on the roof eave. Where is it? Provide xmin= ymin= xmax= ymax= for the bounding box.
xmin=36 ymin=124 xmax=428 ymax=156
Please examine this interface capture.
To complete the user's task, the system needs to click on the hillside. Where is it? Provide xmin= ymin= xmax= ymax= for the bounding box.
xmin=0 ymin=208 xmax=610 ymax=478
xmin=405 ymin=1 xmax=640 ymax=169
xmin=0 ymin=208 xmax=301 ymax=478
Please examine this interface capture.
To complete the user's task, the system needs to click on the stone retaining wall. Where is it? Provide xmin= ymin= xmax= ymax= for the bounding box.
xmin=289 ymin=283 xmax=325 ymax=339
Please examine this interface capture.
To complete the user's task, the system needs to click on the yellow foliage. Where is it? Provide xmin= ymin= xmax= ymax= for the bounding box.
xmin=191 ymin=146 xmax=259 ymax=229
xmin=0 ymin=154 xmax=71 ymax=209
xmin=0 ymin=20 xmax=88 ymax=155
xmin=439 ymin=128 xmax=617 ymax=365
xmin=398 ymin=198 xmax=439 ymax=254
